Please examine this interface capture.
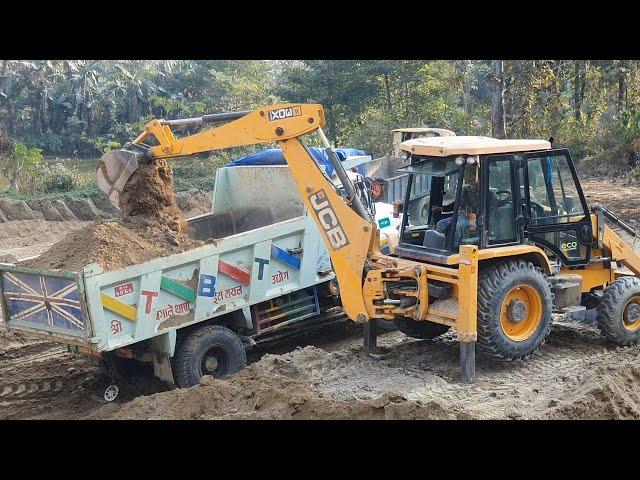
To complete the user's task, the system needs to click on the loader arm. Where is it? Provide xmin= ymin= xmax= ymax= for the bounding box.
xmin=591 ymin=212 xmax=640 ymax=276
xmin=102 ymin=104 xmax=383 ymax=322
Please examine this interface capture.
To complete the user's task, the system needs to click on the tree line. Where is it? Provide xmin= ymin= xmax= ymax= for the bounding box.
xmin=1 ymin=59 xmax=638 ymax=167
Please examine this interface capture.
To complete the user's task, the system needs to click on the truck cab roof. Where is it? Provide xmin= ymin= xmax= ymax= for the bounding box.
xmin=400 ymin=135 xmax=551 ymax=157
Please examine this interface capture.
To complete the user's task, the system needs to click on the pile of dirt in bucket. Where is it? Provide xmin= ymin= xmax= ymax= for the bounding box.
xmin=22 ymin=158 xmax=204 ymax=272
xmin=119 ymin=158 xmax=186 ymax=233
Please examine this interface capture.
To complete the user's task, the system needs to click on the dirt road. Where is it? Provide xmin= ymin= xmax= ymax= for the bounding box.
xmin=1 ymin=178 xmax=640 ymax=420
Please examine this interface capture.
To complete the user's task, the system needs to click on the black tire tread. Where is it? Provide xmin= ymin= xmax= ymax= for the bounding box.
xmin=596 ymin=276 xmax=640 ymax=345
xmin=172 ymin=325 xmax=246 ymax=388
xmin=477 ymin=260 xmax=553 ymax=361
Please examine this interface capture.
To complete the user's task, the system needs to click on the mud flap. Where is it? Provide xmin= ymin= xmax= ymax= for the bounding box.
xmin=153 ymin=352 xmax=175 ymax=385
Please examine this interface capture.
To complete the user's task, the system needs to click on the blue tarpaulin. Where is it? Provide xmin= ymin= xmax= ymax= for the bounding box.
xmin=227 ymin=147 xmax=366 ymax=177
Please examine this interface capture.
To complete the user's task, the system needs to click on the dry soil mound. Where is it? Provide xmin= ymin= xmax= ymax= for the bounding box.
xmin=90 ymin=346 xmax=457 ymax=420
xmin=22 ymin=219 xmax=202 ymax=272
xmin=548 ymin=363 xmax=640 ymax=419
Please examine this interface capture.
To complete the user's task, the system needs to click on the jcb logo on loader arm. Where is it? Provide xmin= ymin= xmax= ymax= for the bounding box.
xmin=268 ymin=106 xmax=302 ymax=121
xmin=309 ymin=190 xmax=350 ymax=250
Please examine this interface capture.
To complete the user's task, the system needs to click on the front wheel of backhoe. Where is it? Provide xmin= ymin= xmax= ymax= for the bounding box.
xmin=477 ymin=260 xmax=553 ymax=361
xmin=596 ymin=276 xmax=640 ymax=345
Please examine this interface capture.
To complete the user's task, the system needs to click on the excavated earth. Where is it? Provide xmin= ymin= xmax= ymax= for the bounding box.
xmin=22 ymin=159 xmax=203 ymax=272
xmin=1 ymin=178 xmax=640 ymax=419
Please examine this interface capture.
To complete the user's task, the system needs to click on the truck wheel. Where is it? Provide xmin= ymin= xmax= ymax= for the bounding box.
xmin=477 ymin=260 xmax=553 ymax=361
xmin=408 ymin=196 xmax=430 ymax=225
xmin=596 ymin=276 xmax=640 ymax=345
xmin=172 ymin=325 xmax=246 ymax=388
xmin=395 ymin=317 xmax=450 ymax=339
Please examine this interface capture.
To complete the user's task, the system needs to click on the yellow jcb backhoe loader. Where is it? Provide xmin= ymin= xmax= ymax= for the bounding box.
xmin=97 ymin=103 xmax=640 ymax=383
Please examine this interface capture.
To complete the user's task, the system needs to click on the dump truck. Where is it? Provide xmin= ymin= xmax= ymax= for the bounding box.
xmin=89 ymin=103 xmax=640 ymax=385
xmin=0 ymin=160 xmax=379 ymax=393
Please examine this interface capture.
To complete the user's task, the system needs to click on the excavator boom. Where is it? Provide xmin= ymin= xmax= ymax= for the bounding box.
xmin=95 ymin=104 xmax=391 ymax=323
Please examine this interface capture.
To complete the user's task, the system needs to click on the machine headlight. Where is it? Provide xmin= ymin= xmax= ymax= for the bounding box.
xmin=455 ymin=156 xmax=465 ymax=166
xmin=466 ymin=156 xmax=477 ymax=165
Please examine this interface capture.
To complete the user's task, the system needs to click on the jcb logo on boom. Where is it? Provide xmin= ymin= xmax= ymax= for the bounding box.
xmin=268 ymin=105 xmax=302 ymax=121
xmin=308 ymin=189 xmax=350 ymax=250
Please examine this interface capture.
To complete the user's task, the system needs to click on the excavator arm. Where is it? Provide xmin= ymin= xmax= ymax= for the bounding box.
xmin=96 ymin=103 xmax=387 ymax=322
xmin=592 ymin=206 xmax=640 ymax=277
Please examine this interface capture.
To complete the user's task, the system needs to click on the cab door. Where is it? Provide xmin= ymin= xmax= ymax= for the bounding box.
xmin=521 ymin=149 xmax=592 ymax=266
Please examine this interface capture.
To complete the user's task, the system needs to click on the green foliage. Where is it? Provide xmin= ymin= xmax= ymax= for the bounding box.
xmin=0 ymin=139 xmax=44 ymax=192
xmin=14 ymin=142 xmax=44 ymax=165
xmin=20 ymin=161 xmax=94 ymax=195
xmin=93 ymin=138 xmax=121 ymax=153
xmin=41 ymin=163 xmax=81 ymax=193
xmin=1 ymin=59 xmax=640 ymax=188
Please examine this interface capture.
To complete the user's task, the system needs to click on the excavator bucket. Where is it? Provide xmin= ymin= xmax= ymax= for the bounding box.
xmin=96 ymin=149 xmax=141 ymax=208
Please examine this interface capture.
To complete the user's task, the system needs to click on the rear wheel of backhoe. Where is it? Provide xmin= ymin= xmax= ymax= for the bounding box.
xmin=477 ymin=260 xmax=553 ymax=361
xmin=395 ymin=317 xmax=450 ymax=339
xmin=596 ymin=276 xmax=640 ymax=345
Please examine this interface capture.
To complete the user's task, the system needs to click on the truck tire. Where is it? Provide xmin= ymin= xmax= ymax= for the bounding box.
xmin=172 ymin=325 xmax=246 ymax=388
xmin=477 ymin=260 xmax=553 ymax=361
xmin=408 ymin=196 xmax=430 ymax=225
xmin=395 ymin=317 xmax=450 ymax=339
xmin=596 ymin=276 xmax=640 ymax=345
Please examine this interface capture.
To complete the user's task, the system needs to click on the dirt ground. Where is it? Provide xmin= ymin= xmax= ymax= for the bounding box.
xmin=0 ymin=220 xmax=92 ymax=262
xmin=1 ymin=177 xmax=640 ymax=420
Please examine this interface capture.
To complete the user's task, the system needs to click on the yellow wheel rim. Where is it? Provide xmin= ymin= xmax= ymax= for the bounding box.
xmin=622 ymin=296 xmax=640 ymax=332
xmin=500 ymin=284 xmax=543 ymax=341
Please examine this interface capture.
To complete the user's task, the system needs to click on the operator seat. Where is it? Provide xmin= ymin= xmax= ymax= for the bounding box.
xmin=487 ymin=190 xmax=515 ymax=241
xmin=422 ymin=228 xmax=447 ymax=250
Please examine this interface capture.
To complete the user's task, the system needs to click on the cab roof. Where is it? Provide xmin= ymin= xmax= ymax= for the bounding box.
xmin=400 ymin=135 xmax=551 ymax=157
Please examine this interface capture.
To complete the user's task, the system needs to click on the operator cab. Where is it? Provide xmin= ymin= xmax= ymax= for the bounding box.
xmin=394 ymin=136 xmax=593 ymax=268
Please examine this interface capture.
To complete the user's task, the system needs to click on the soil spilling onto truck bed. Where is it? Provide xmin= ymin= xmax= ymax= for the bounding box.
xmin=20 ymin=158 xmax=204 ymax=272
xmin=22 ymin=220 xmax=202 ymax=272
xmin=118 ymin=158 xmax=187 ymax=233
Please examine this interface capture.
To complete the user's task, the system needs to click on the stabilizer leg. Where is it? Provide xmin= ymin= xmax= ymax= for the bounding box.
xmin=364 ymin=318 xmax=378 ymax=351
xmin=365 ymin=319 xmax=395 ymax=360
xmin=460 ymin=341 xmax=476 ymax=384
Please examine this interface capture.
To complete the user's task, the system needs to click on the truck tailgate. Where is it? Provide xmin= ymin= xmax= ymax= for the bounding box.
xmin=0 ymin=265 xmax=90 ymax=340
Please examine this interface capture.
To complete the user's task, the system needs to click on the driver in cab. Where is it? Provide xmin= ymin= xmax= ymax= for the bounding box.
xmin=433 ymin=165 xmax=479 ymax=237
